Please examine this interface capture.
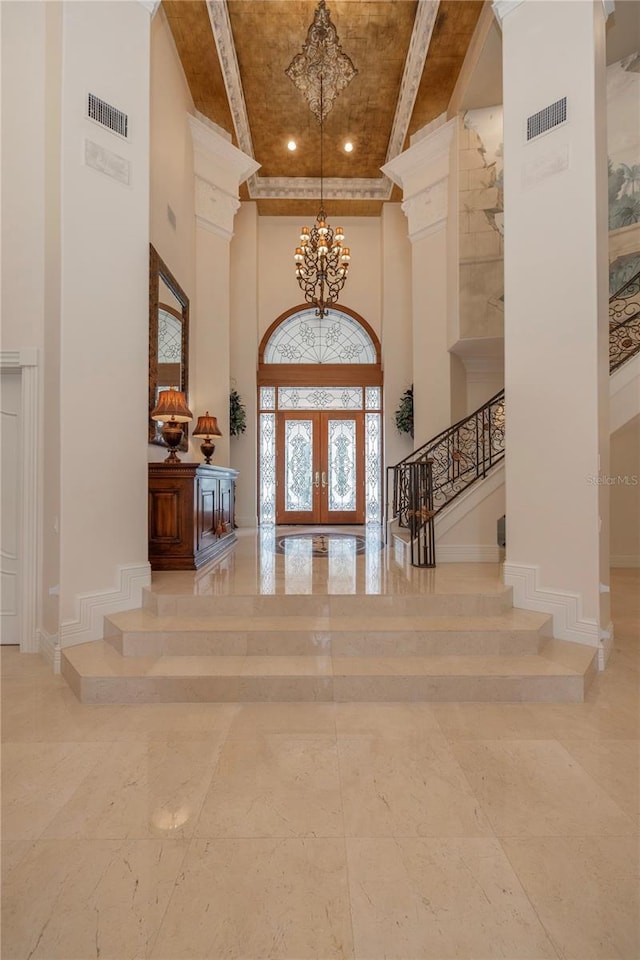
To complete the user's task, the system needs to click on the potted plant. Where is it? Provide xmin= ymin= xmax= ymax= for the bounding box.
xmin=394 ymin=384 xmax=414 ymax=438
xmin=229 ymin=386 xmax=247 ymax=437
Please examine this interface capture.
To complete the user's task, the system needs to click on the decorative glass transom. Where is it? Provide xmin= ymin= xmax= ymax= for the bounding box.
xmin=279 ymin=387 xmax=362 ymax=410
xmin=263 ymin=308 xmax=377 ymax=364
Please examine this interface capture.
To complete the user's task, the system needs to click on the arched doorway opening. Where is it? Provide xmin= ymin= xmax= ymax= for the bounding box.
xmin=257 ymin=304 xmax=383 ymax=525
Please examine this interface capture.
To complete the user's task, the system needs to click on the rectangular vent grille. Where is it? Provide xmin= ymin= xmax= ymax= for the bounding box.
xmin=527 ymin=97 xmax=567 ymax=141
xmin=87 ymin=93 xmax=128 ymax=138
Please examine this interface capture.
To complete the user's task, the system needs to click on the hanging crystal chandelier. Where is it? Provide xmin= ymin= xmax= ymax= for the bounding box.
xmin=293 ymin=79 xmax=350 ymax=318
xmin=288 ymin=1 xmax=356 ymax=318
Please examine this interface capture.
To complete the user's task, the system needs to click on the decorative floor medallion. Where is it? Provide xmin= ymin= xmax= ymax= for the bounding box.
xmin=274 ymin=531 xmax=382 ymax=557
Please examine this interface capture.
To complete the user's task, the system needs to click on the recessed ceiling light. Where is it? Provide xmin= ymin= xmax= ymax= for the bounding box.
xmin=287 ymin=140 xmax=297 ymax=152
xmin=344 ymin=141 xmax=354 ymax=153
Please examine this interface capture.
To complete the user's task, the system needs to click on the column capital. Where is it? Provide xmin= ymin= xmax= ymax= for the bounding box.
xmin=194 ymin=176 xmax=241 ymax=239
xmin=400 ymin=182 xmax=449 ymax=243
xmin=188 ymin=111 xmax=260 ymax=238
xmin=382 ymin=116 xmax=455 ymax=197
xmin=383 ymin=116 xmax=456 ymax=242
xmin=188 ymin=112 xmax=260 ymax=195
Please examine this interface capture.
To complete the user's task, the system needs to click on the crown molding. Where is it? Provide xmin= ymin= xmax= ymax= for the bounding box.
xmin=206 ymin=0 xmax=255 ymax=160
xmin=385 ymin=0 xmax=440 ymax=164
xmin=250 ymin=176 xmax=392 ymax=202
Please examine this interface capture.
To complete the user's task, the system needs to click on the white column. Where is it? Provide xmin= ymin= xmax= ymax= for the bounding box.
xmin=188 ymin=114 xmax=259 ymax=467
xmin=383 ymin=118 xmax=458 ymax=444
xmin=58 ymin=0 xmax=154 ymax=648
xmin=496 ymin=0 xmax=612 ymax=661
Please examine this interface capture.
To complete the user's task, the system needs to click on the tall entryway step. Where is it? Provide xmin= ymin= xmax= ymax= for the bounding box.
xmin=61 ymin=588 xmax=597 ymax=704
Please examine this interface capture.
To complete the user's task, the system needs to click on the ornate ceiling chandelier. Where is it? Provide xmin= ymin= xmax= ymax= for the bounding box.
xmin=287 ymin=1 xmax=357 ymax=318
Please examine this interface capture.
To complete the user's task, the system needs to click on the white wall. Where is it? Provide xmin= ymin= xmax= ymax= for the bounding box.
xmin=256 ymin=216 xmax=382 ymax=340
xmin=1 ymin=1 xmax=62 ymax=642
xmin=149 ymin=7 xmax=197 ymax=464
xmin=610 ymin=415 xmax=640 ymax=567
xmin=58 ymin=1 xmax=151 ymax=634
xmin=149 ymin=8 xmax=195 ymax=296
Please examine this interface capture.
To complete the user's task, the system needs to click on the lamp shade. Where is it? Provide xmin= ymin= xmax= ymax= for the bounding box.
xmin=150 ymin=388 xmax=193 ymax=423
xmin=193 ymin=412 xmax=222 ymax=438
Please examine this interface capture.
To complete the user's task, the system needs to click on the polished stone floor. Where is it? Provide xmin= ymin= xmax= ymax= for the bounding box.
xmin=2 ymin=538 xmax=638 ymax=959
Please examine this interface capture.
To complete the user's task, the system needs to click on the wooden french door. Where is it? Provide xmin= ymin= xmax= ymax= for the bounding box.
xmin=276 ymin=410 xmax=365 ymax=524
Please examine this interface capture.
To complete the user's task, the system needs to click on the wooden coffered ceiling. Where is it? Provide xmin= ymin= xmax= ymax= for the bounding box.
xmin=162 ymin=0 xmax=485 ymax=215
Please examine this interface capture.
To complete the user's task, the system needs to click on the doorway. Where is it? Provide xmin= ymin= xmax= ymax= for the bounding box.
xmin=277 ymin=410 xmax=365 ymax=524
xmin=257 ymin=304 xmax=383 ymax=527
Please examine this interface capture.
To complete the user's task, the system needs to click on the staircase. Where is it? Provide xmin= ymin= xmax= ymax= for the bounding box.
xmin=61 ymin=565 xmax=597 ymax=704
xmin=388 ymin=267 xmax=640 ymax=567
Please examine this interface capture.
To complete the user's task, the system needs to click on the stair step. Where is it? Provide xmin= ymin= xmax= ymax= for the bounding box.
xmin=141 ymin=587 xmax=514 ymax=619
xmin=61 ymin=639 xmax=597 ymax=704
xmin=104 ymin=608 xmax=552 ymax=658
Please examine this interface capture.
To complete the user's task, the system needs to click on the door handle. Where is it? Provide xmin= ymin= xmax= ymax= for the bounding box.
xmin=314 ymin=471 xmax=320 ymax=488
xmin=321 ymin=471 xmax=327 ymax=488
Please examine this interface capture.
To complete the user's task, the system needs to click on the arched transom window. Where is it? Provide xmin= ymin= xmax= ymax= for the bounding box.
xmin=262 ymin=307 xmax=378 ymax=365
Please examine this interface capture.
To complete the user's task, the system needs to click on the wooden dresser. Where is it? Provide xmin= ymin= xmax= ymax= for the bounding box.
xmin=148 ymin=462 xmax=238 ymax=570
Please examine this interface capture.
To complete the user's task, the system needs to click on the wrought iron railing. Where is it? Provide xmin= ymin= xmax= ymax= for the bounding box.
xmin=609 ymin=268 xmax=640 ymax=373
xmin=386 ymin=390 xmax=505 ymax=566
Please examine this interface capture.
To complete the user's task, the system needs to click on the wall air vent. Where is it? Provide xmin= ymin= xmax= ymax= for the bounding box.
xmin=526 ymin=97 xmax=567 ymax=141
xmin=87 ymin=93 xmax=128 ymax=139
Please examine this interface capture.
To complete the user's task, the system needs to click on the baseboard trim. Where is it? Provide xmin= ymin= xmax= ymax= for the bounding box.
xmin=60 ymin=562 xmax=152 ymax=649
xmin=599 ymin=621 xmax=614 ymax=670
xmin=38 ymin=628 xmax=61 ymax=673
xmin=504 ymin=561 xmax=600 ymax=648
xmin=610 ymin=555 xmax=640 ymax=568
xmin=437 ymin=544 xmax=501 ymax=562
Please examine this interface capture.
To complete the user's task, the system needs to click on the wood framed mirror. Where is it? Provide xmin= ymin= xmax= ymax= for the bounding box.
xmin=149 ymin=244 xmax=190 ymax=446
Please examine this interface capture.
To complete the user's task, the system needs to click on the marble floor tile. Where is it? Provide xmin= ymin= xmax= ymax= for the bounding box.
xmin=1 ymin=741 xmax=105 ymax=876
xmin=560 ymin=738 xmax=639 ymax=821
xmin=41 ymin=738 xmax=223 ymax=840
xmin=1 ymin=838 xmax=187 ymax=960
xmin=338 ymin=736 xmax=492 ymax=837
xmin=347 ymin=836 xmax=558 ymax=959
xmin=502 ymin=836 xmax=640 ymax=959
xmin=195 ymin=737 xmax=343 ymax=838
xmin=335 ymin=701 xmax=441 ymax=739
xmin=225 ymin=701 xmax=336 ymax=739
xmin=430 ymin=699 xmax=639 ymax=741
xmin=150 ymin=838 xmax=354 ymax=959
xmin=452 ymin=739 xmax=637 ymax=837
